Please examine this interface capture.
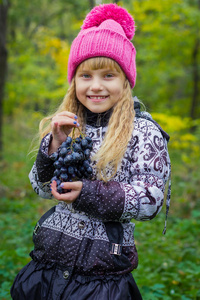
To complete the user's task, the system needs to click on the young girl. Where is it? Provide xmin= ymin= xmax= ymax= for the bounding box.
xmin=11 ymin=3 xmax=171 ymax=300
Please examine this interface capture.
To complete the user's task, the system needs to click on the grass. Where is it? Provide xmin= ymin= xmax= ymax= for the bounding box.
xmin=0 ymin=115 xmax=200 ymax=299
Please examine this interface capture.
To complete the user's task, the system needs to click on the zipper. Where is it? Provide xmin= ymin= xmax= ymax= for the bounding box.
xmin=96 ymin=114 xmax=101 ymax=126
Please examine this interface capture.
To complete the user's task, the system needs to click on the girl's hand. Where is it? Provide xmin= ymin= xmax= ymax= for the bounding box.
xmin=50 ymin=180 xmax=83 ymax=203
xmin=49 ymin=112 xmax=79 ymax=154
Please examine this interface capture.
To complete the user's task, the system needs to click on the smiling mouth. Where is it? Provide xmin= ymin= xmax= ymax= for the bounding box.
xmin=87 ymin=96 xmax=109 ymax=100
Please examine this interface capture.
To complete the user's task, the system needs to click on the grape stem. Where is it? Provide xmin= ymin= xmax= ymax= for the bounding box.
xmin=72 ymin=126 xmax=85 ymax=139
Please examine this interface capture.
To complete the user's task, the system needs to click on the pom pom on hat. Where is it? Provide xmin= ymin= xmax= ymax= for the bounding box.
xmin=82 ymin=3 xmax=135 ymax=40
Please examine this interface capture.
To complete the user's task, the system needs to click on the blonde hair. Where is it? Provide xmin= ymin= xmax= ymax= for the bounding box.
xmin=39 ymin=57 xmax=135 ymax=181
xmin=39 ymin=79 xmax=85 ymax=139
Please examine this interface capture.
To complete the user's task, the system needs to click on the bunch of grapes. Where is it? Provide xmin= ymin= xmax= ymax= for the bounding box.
xmin=51 ymin=130 xmax=93 ymax=194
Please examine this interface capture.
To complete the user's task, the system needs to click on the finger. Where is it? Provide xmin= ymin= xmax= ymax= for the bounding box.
xmin=59 ymin=181 xmax=83 ymax=191
xmin=50 ymin=181 xmax=82 ymax=202
xmin=51 ymin=180 xmax=57 ymax=190
xmin=51 ymin=117 xmax=80 ymax=129
xmin=51 ymin=121 xmax=59 ymax=135
xmin=51 ymin=181 xmax=68 ymax=201
xmin=51 ymin=119 xmax=79 ymax=140
xmin=50 ymin=180 xmax=59 ymax=196
xmin=53 ymin=111 xmax=78 ymax=120
xmin=56 ymin=111 xmax=77 ymax=118
xmin=51 ymin=186 xmax=77 ymax=203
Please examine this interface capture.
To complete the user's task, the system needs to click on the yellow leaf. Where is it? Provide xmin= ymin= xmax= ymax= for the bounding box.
xmin=172 ymin=280 xmax=179 ymax=285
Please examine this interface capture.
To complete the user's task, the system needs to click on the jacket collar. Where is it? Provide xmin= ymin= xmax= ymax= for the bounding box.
xmin=85 ymin=107 xmax=113 ymax=127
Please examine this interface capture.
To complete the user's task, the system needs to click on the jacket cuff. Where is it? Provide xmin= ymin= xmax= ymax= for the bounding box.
xmin=73 ymin=179 xmax=125 ymax=221
xmin=35 ymin=134 xmax=56 ymax=183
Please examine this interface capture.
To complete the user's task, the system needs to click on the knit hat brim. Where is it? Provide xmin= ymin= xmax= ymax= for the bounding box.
xmin=68 ymin=27 xmax=136 ymax=88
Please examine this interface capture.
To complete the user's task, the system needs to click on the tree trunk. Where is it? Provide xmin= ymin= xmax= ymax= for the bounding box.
xmin=190 ymin=0 xmax=200 ymax=122
xmin=190 ymin=38 xmax=199 ymax=121
xmin=89 ymin=0 xmax=95 ymax=9
xmin=0 ymin=2 xmax=9 ymax=158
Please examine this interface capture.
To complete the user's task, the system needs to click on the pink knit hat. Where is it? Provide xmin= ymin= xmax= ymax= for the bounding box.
xmin=67 ymin=3 xmax=136 ymax=88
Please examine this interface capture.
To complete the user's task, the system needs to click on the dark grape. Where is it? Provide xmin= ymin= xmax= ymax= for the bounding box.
xmin=56 ymin=179 xmax=62 ymax=186
xmin=65 ymin=136 xmax=72 ymax=145
xmin=51 ymin=176 xmax=58 ymax=183
xmin=86 ymin=166 xmax=93 ymax=174
xmin=58 ymin=157 xmax=64 ymax=166
xmin=51 ymin=131 xmax=93 ymax=194
xmin=75 ymin=170 xmax=82 ymax=178
xmin=81 ymin=139 xmax=88 ymax=149
xmin=79 ymin=166 xmax=85 ymax=175
xmin=85 ymin=136 xmax=92 ymax=143
xmin=72 ymin=152 xmax=82 ymax=162
xmin=60 ymin=173 xmax=68 ymax=181
xmin=54 ymin=169 xmax=60 ymax=177
xmin=79 ymin=152 xmax=84 ymax=161
xmin=57 ymin=185 xmax=63 ymax=194
xmin=64 ymin=154 xmax=73 ymax=165
xmin=60 ymin=147 xmax=68 ymax=157
xmin=87 ymin=142 xmax=93 ymax=150
xmin=60 ymin=167 xmax=68 ymax=173
xmin=50 ymin=152 xmax=59 ymax=161
xmin=84 ymin=149 xmax=90 ymax=159
xmin=84 ymin=171 xmax=90 ymax=179
xmin=53 ymin=161 xmax=62 ymax=169
xmin=68 ymin=166 xmax=75 ymax=175
xmin=73 ymin=143 xmax=82 ymax=152
xmin=83 ymin=160 xmax=90 ymax=169
xmin=75 ymin=137 xmax=81 ymax=143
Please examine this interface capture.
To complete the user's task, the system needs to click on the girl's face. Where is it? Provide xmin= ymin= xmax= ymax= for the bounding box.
xmin=75 ymin=59 xmax=125 ymax=113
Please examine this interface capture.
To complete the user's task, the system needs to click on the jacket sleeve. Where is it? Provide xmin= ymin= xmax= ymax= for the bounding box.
xmin=73 ymin=118 xmax=171 ymax=222
xmin=28 ymin=133 xmax=56 ymax=199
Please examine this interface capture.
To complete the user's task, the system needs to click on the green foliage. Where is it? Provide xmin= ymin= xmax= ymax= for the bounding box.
xmin=4 ymin=31 xmax=69 ymax=117
xmin=4 ymin=0 xmax=200 ymax=120
xmin=1 ymin=114 xmax=200 ymax=299
xmin=1 ymin=0 xmax=200 ymax=299
xmin=130 ymin=0 xmax=200 ymax=117
xmin=133 ymin=211 xmax=200 ymax=299
xmin=150 ymin=112 xmax=200 ymax=218
xmin=152 ymin=113 xmax=200 ymax=163
xmin=0 ymin=118 xmax=54 ymax=299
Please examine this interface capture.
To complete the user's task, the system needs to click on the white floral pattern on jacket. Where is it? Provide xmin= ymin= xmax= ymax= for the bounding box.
xmin=28 ymin=114 xmax=171 ymax=275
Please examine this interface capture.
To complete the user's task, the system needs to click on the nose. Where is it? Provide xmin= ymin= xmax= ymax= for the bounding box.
xmin=90 ymin=78 xmax=103 ymax=92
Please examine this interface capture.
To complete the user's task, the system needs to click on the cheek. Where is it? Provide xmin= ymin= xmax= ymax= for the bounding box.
xmin=76 ymin=90 xmax=83 ymax=103
xmin=114 ymin=86 xmax=123 ymax=99
xmin=76 ymin=81 xmax=87 ymax=96
xmin=75 ymin=84 xmax=83 ymax=99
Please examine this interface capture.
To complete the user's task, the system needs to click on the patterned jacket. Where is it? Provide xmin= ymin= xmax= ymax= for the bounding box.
xmin=29 ymin=101 xmax=171 ymax=276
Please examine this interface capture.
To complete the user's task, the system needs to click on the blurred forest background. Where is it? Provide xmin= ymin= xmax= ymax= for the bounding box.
xmin=0 ymin=0 xmax=200 ymax=299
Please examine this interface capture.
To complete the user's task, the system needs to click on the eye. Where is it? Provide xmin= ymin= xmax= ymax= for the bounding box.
xmin=81 ymin=74 xmax=91 ymax=78
xmin=104 ymin=73 xmax=114 ymax=78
